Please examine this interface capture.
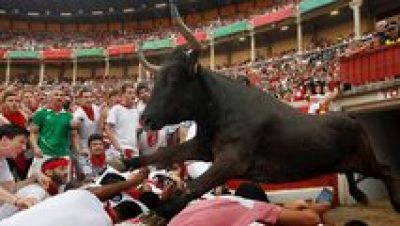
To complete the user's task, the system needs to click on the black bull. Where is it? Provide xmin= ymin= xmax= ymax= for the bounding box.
xmin=130 ymin=48 xmax=400 ymax=218
xmin=127 ymin=1 xmax=400 ymax=219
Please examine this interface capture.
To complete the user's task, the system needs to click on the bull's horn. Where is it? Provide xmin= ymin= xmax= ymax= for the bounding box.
xmin=137 ymin=43 xmax=161 ymax=73
xmin=170 ymin=0 xmax=202 ymax=50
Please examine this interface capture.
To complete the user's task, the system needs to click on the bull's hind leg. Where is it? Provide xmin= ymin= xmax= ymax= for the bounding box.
xmin=345 ymin=128 xmax=400 ymax=212
xmin=374 ymin=164 xmax=400 ymax=213
xmin=345 ymin=172 xmax=369 ymax=204
xmin=348 ymin=159 xmax=400 ymax=212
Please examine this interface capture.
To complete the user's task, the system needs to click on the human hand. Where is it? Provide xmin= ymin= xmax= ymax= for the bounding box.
xmin=33 ymin=148 xmax=43 ymax=158
xmin=35 ymin=172 xmax=51 ymax=189
xmin=283 ymin=200 xmax=310 ymax=210
xmin=137 ymin=167 xmax=150 ymax=179
xmin=13 ymin=196 xmax=38 ymax=209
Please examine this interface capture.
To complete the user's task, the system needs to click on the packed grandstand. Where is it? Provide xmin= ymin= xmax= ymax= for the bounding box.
xmin=0 ymin=0 xmax=399 ymax=225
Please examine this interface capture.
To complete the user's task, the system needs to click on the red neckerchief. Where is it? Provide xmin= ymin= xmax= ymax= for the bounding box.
xmin=2 ymin=111 xmax=26 ymax=128
xmin=147 ymin=131 xmax=159 ymax=147
xmin=104 ymin=201 xmax=118 ymax=224
xmin=81 ymin=105 xmax=94 ymax=121
xmin=90 ymin=153 xmax=106 ymax=168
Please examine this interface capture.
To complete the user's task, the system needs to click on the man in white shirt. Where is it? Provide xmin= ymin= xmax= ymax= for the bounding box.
xmin=0 ymin=125 xmax=50 ymax=219
xmin=73 ymin=87 xmax=100 ymax=154
xmin=135 ymin=83 xmax=169 ymax=157
xmin=106 ymin=84 xmax=140 ymax=159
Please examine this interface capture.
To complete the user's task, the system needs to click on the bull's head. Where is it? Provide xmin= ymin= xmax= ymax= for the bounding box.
xmin=139 ymin=0 xmax=205 ymax=130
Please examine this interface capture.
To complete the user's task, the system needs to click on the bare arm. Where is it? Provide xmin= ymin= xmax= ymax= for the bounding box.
xmin=105 ymin=123 xmax=123 ymax=152
xmin=0 ymin=172 xmax=50 ymax=209
xmin=87 ymin=167 xmax=149 ymax=202
xmin=14 ymin=171 xmax=51 ymax=191
xmin=29 ymin=124 xmax=42 ymax=158
xmin=0 ymin=184 xmax=18 ymax=204
xmin=277 ymin=208 xmax=321 ymax=226
xmin=70 ymin=120 xmax=82 ymax=154
xmin=0 ymin=184 xmax=40 ymax=209
xmin=97 ymin=104 xmax=108 ymax=134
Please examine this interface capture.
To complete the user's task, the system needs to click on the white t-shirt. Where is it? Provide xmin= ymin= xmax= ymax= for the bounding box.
xmin=0 ymin=158 xmax=13 ymax=183
xmin=308 ymin=94 xmax=325 ymax=115
xmin=0 ymin=190 xmax=112 ymax=226
xmin=107 ymin=104 xmax=140 ymax=152
xmin=184 ymin=122 xmax=212 ymax=179
xmin=138 ymin=128 xmax=167 ymax=156
xmin=73 ymin=104 xmax=100 ymax=150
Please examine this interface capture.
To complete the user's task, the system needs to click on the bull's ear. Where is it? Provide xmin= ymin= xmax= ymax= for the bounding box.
xmin=186 ymin=49 xmax=200 ymax=76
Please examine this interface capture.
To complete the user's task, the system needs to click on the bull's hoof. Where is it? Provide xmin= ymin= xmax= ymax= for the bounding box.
xmin=388 ymin=178 xmax=400 ymax=213
xmin=392 ymin=202 xmax=400 ymax=213
xmin=351 ymin=189 xmax=369 ymax=205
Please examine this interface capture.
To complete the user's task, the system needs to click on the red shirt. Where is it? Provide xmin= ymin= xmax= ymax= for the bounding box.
xmin=168 ymin=196 xmax=282 ymax=226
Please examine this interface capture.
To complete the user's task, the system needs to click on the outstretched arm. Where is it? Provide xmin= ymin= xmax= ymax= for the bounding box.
xmin=29 ymin=124 xmax=43 ymax=158
xmin=87 ymin=167 xmax=149 ymax=202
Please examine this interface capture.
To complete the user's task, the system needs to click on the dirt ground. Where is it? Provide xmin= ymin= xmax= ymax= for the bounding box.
xmin=325 ymin=201 xmax=400 ymax=226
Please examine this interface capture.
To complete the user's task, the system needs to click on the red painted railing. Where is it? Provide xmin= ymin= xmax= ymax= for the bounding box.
xmin=175 ymin=32 xmax=208 ymax=46
xmin=107 ymin=44 xmax=136 ymax=56
xmin=340 ymin=43 xmax=400 ymax=86
xmin=42 ymin=49 xmax=72 ymax=59
xmin=250 ymin=4 xmax=294 ymax=28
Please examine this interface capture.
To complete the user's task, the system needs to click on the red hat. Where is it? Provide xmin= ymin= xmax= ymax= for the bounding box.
xmin=41 ymin=158 xmax=69 ymax=173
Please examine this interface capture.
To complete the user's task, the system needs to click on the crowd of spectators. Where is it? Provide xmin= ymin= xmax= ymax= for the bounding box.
xmin=0 ymin=1 xmax=297 ymax=50
xmin=2 ymin=17 xmax=399 ymax=111
xmin=219 ymin=18 xmax=400 ymax=108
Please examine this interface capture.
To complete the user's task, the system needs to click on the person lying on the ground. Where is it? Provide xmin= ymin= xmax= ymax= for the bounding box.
xmin=143 ymin=182 xmax=330 ymax=226
xmin=171 ymin=182 xmax=330 ymax=226
xmin=0 ymin=167 xmax=159 ymax=226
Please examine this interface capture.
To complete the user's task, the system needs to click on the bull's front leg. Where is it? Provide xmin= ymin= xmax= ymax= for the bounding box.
xmin=124 ymin=138 xmax=209 ymax=170
xmin=156 ymin=146 xmax=250 ymax=219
